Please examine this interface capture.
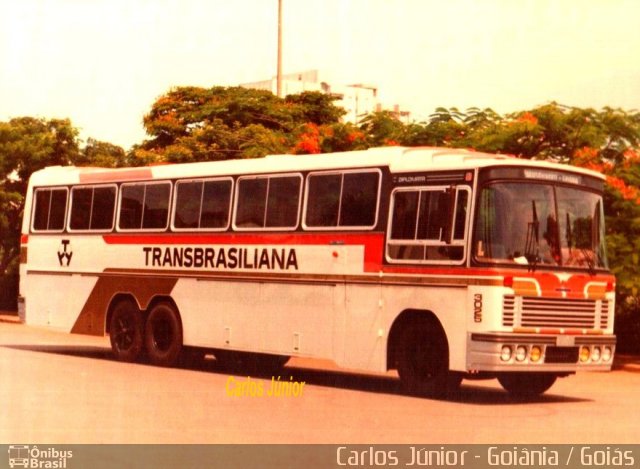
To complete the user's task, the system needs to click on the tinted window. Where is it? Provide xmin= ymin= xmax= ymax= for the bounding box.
xmin=143 ymin=183 xmax=170 ymax=229
xmin=265 ymin=176 xmax=301 ymax=228
xmin=119 ymin=185 xmax=144 ymax=229
xmin=174 ymin=179 xmax=232 ymax=230
xmin=201 ymin=180 xmax=232 ymax=229
xmin=32 ymin=188 xmax=68 ymax=232
xmin=305 ymin=174 xmax=341 ymax=227
xmin=69 ymin=186 xmax=116 ymax=231
xmin=305 ymin=170 xmax=380 ymax=228
xmin=119 ymin=182 xmax=170 ymax=230
xmin=340 ymin=172 xmax=379 ymax=226
xmin=235 ymin=178 xmax=268 ymax=228
xmin=453 ymin=190 xmax=469 ymax=240
xmin=235 ymin=175 xmax=301 ymax=229
xmin=70 ymin=187 xmax=93 ymax=230
xmin=174 ymin=181 xmax=202 ymax=229
xmin=388 ymin=187 xmax=469 ymax=263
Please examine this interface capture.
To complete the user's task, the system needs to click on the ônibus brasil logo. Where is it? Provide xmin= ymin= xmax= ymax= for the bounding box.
xmin=7 ymin=445 xmax=73 ymax=468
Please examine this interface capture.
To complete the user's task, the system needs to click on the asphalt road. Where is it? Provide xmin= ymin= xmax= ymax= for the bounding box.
xmin=1 ymin=320 xmax=639 ymax=444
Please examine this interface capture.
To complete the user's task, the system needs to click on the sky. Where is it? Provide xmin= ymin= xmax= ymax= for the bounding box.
xmin=1 ymin=0 xmax=639 ymax=150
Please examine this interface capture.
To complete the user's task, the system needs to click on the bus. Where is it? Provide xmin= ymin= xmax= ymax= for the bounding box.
xmin=18 ymin=146 xmax=616 ymax=397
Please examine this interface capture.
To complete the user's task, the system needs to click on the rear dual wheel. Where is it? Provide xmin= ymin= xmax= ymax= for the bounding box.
xmin=145 ymin=302 xmax=183 ymax=367
xmin=109 ymin=300 xmax=183 ymax=367
xmin=109 ymin=299 xmax=144 ymax=363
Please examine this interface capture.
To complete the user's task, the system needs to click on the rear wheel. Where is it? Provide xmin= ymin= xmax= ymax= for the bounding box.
xmin=109 ymin=300 xmax=144 ymax=362
xmin=396 ymin=320 xmax=456 ymax=398
xmin=145 ymin=302 xmax=183 ymax=367
xmin=498 ymin=373 xmax=557 ymax=396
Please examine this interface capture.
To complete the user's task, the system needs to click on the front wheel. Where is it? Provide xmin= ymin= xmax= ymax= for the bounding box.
xmin=498 ymin=373 xmax=557 ymax=396
xmin=396 ymin=321 xmax=455 ymax=398
xmin=145 ymin=302 xmax=183 ymax=367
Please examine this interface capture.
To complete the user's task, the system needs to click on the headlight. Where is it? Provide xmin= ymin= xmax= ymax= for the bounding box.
xmin=500 ymin=345 xmax=513 ymax=362
xmin=515 ymin=345 xmax=528 ymax=362
xmin=591 ymin=346 xmax=601 ymax=362
xmin=530 ymin=346 xmax=542 ymax=363
xmin=602 ymin=346 xmax=612 ymax=362
xmin=580 ymin=346 xmax=591 ymax=363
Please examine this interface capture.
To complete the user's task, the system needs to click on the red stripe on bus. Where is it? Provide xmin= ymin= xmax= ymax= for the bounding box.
xmin=78 ymin=168 xmax=153 ymax=183
xmin=20 ymin=234 xmax=28 ymax=244
xmin=101 ymin=233 xmax=616 ymax=283
xmin=103 ymin=232 xmax=385 ymax=271
xmin=103 ymin=232 xmax=383 ymax=246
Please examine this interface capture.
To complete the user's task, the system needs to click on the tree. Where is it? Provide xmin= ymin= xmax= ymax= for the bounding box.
xmin=136 ymin=86 xmax=346 ymax=163
xmin=0 ymin=118 xmax=80 ymax=307
xmin=0 ymin=117 xmax=127 ymax=308
xmin=358 ymin=111 xmax=406 ymax=147
xmin=76 ymin=138 xmax=128 ymax=168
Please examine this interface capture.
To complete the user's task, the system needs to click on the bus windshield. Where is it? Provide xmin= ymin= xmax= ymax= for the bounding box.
xmin=474 ymin=182 xmax=608 ymax=269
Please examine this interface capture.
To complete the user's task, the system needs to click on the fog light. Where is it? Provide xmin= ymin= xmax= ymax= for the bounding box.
xmin=592 ymin=346 xmax=601 ymax=362
xmin=580 ymin=346 xmax=591 ymax=363
xmin=500 ymin=345 xmax=513 ymax=362
xmin=515 ymin=345 xmax=528 ymax=362
xmin=530 ymin=346 xmax=542 ymax=363
xmin=602 ymin=346 xmax=612 ymax=362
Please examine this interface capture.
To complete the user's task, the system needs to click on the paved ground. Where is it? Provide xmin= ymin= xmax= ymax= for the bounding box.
xmin=1 ymin=316 xmax=639 ymax=444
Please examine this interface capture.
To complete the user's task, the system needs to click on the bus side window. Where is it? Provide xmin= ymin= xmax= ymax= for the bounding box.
xmin=119 ymin=184 xmax=144 ymax=229
xmin=265 ymin=176 xmax=301 ymax=228
xmin=340 ymin=172 xmax=379 ymax=227
xmin=119 ymin=182 xmax=170 ymax=231
xmin=387 ymin=186 xmax=469 ymax=263
xmin=32 ymin=188 xmax=68 ymax=232
xmin=305 ymin=170 xmax=380 ymax=229
xmin=201 ymin=180 xmax=232 ymax=229
xmin=174 ymin=179 xmax=232 ymax=230
xmin=142 ymin=183 xmax=171 ymax=229
xmin=305 ymin=174 xmax=341 ymax=227
xmin=235 ymin=178 xmax=268 ymax=228
xmin=69 ymin=185 xmax=116 ymax=231
xmin=234 ymin=174 xmax=301 ymax=230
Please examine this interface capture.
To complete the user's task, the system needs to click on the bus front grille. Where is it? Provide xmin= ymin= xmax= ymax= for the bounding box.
xmin=503 ymin=296 xmax=598 ymax=329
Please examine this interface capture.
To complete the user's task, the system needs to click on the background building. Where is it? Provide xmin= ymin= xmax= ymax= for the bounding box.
xmin=241 ymin=70 xmax=410 ymax=124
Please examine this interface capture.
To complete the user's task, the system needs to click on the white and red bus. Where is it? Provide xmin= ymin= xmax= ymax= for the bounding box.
xmin=18 ymin=146 xmax=616 ymax=396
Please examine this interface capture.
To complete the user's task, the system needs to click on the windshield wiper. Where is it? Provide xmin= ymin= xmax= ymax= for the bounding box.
xmin=581 ymin=248 xmax=596 ymax=276
xmin=524 ymin=200 xmax=540 ymax=271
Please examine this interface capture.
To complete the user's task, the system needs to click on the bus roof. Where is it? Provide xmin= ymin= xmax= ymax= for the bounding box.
xmin=27 ymin=146 xmax=606 ymax=186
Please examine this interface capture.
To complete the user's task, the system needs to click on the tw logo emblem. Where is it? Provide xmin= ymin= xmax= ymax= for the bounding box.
xmin=57 ymin=239 xmax=73 ymax=266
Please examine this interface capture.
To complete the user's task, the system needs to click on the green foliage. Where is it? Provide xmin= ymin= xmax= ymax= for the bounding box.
xmin=0 ymin=117 xmax=125 ymax=278
xmin=0 ymin=117 xmax=80 ymax=193
xmin=284 ymin=91 xmax=346 ymax=125
xmin=76 ymin=138 xmax=128 ymax=168
xmin=137 ymin=87 xmax=345 ymax=163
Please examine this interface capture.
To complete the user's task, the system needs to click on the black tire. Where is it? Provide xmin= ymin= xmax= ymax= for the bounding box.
xmin=396 ymin=320 xmax=454 ymax=398
xmin=145 ymin=302 xmax=183 ymax=367
xmin=109 ymin=299 xmax=144 ymax=362
xmin=498 ymin=373 xmax=557 ymax=396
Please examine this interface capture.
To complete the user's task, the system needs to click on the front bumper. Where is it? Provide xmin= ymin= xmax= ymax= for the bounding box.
xmin=467 ymin=332 xmax=616 ymax=373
